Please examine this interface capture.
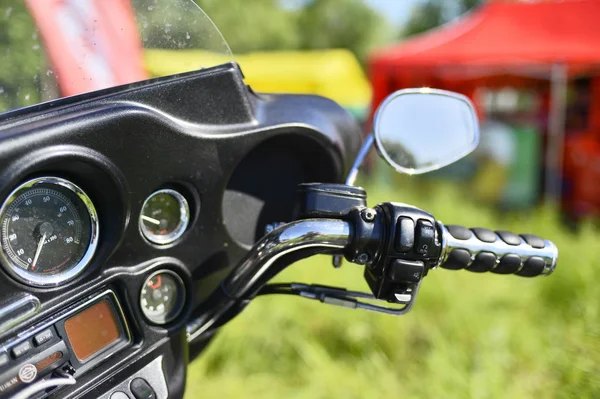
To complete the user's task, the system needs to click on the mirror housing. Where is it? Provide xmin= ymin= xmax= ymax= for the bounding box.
xmin=373 ymin=88 xmax=480 ymax=175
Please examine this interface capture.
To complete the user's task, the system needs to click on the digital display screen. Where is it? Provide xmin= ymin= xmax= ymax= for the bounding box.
xmin=64 ymin=299 xmax=122 ymax=361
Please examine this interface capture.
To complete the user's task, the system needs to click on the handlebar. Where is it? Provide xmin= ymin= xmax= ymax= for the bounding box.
xmin=187 ymin=198 xmax=559 ymax=343
xmin=438 ymin=223 xmax=558 ymax=277
xmin=187 ymin=219 xmax=351 ymax=342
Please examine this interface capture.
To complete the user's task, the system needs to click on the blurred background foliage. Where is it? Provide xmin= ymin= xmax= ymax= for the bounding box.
xmin=0 ymin=0 xmax=45 ymax=112
xmin=403 ymin=0 xmax=483 ymax=37
xmin=185 ymin=170 xmax=600 ymax=399
xmin=0 ymin=0 xmax=486 ymax=113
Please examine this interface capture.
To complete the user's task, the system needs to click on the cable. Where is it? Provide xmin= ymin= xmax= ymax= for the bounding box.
xmin=12 ymin=374 xmax=76 ymax=399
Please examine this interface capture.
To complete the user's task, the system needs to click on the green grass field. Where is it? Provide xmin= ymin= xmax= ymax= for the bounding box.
xmin=184 ymin=178 xmax=600 ymax=398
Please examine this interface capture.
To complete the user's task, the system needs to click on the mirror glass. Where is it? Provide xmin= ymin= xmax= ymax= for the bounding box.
xmin=374 ymin=88 xmax=480 ymax=175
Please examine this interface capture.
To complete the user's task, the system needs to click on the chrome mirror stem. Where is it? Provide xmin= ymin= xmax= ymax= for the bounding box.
xmin=345 ymin=133 xmax=374 ymax=186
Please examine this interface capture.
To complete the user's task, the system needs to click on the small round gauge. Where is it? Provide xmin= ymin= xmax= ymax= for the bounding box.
xmin=139 ymin=189 xmax=190 ymax=245
xmin=140 ymin=270 xmax=186 ymax=325
xmin=0 ymin=177 xmax=99 ymax=286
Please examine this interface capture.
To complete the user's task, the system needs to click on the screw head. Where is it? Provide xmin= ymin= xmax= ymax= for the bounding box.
xmin=362 ymin=208 xmax=376 ymax=222
xmin=356 ymin=253 xmax=370 ymax=265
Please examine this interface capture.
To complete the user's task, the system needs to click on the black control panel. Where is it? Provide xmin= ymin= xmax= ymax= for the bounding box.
xmin=0 ymin=290 xmax=130 ymax=397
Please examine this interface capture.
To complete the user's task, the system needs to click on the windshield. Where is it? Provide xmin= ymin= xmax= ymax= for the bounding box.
xmin=0 ymin=0 xmax=233 ymax=114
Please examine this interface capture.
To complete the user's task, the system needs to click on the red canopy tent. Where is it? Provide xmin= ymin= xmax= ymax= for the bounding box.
xmin=369 ymin=0 xmax=600 ymax=202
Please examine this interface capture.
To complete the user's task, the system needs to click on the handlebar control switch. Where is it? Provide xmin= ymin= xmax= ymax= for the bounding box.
xmin=415 ymin=219 xmax=436 ymax=257
xmin=395 ymin=217 xmax=415 ymax=252
xmin=388 ymin=259 xmax=425 ymax=283
xmin=363 ymin=202 xmax=441 ymax=303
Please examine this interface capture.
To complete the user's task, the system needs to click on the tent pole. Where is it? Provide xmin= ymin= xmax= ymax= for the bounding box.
xmin=545 ymin=63 xmax=568 ymax=204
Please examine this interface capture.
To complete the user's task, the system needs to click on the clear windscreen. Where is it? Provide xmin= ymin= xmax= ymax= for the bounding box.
xmin=0 ymin=0 xmax=233 ymax=115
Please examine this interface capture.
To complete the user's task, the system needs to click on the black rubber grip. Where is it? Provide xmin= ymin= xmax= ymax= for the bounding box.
xmin=440 ymin=224 xmax=558 ymax=277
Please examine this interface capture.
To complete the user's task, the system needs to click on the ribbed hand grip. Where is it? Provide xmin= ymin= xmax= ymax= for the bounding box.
xmin=438 ymin=224 xmax=558 ymax=277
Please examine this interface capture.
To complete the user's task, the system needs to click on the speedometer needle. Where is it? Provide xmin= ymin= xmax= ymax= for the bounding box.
xmin=141 ymin=215 xmax=161 ymax=225
xmin=32 ymin=233 xmax=47 ymax=270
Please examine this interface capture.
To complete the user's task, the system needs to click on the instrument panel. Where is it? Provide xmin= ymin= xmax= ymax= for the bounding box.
xmin=0 ymin=63 xmax=360 ymax=398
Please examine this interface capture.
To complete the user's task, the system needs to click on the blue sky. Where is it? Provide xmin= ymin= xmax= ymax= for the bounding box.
xmin=281 ymin=0 xmax=421 ymax=25
xmin=365 ymin=0 xmax=421 ymax=25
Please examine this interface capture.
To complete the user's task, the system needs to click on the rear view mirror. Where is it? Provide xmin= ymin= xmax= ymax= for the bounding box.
xmin=374 ymin=88 xmax=480 ymax=175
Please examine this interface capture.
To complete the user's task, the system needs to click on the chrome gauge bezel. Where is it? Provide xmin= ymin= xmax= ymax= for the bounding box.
xmin=139 ymin=189 xmax=190 ymax=245
xmin=140 ymin=269 xmax=186 ymax=325
xmin=0 ymin=177 xmax=99 ymax=287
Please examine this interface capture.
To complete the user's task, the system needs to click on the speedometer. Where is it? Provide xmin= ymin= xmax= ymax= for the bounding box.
xmin=0 ymin=177 xmax=99 ymax=287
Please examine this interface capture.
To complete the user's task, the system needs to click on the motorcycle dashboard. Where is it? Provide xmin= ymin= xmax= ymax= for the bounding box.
xmin=0 ymin=64 xmax=361 ymax=398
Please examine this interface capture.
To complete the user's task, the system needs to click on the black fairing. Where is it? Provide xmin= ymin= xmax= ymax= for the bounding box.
xmin=0 ymin=63 xmax=361 ymax=398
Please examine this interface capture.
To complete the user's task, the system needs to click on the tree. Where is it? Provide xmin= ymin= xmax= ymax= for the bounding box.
xmin=297 ymin=0 xmax=389 ymax=61
xmin=0 ymin=1 xmax=45 ymax=112
xmin=403 ymin=1 xmax=445 ymax=38
xmin=195 ymin=0 xmax=301 ymax=53
xmin=403 ymin=0 xmax=484 ymax=38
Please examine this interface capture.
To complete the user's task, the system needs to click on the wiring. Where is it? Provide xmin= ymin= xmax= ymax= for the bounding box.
xmin=12 ymin=373 xmax=76 ymax=399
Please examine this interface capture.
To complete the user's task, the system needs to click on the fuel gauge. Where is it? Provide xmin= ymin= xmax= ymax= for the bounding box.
xmin=139 ymin=189 xmax=190 ymax=245
xmin=140 ymin=270 xmax=186 ymax=325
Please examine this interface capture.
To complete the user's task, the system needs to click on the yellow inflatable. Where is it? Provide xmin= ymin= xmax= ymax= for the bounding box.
xmin=144 ymin=49 xmax=372 ymax=119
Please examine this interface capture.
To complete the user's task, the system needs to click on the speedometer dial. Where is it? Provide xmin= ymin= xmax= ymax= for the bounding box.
xmin=0 ymin=177 xmax=99 ymax=287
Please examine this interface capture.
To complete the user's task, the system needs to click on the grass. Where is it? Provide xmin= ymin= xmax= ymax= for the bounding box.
xmin=184 ymin=172 xmax=600 ymax=398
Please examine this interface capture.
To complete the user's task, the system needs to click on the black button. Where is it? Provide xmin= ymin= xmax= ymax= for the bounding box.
xmin=442 ymin=249 xmax=471 ymax=270
xmin=416 ymin=219 xmax=435 ymax=256
xmin=0 ymin=352 xmax=8 ymax=367
xmin=467 ymin=252 xmax=496 ymax=273
xmin=521 ymin=234 xmax=545 ymax=249
xmin=388 ymin=259 xmax=425 ymax=283
xmin=516 ymin=257 xmax=546 ymax=277
xmin=395 ymin=217 xmax=415 ymax=252
xmin=472 ymin=228 xmax=496 ymax=243
xmin=493 ymin=254 xmax=521 ymax=274
xmin=447 ymin=225 xmax=472 ymax=240
xmin=11 ymin=341 xmax=32 ymax=359
xmin=33 ymin=329 xmax=53 ymax=346
xmin=496 ymin=231 xmax=521 ymax=246
xmin=130 ymin=378 xmax=156 ymax=399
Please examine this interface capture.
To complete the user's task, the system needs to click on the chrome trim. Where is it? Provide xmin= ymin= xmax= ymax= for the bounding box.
xmin=435 ymin=220 xmax=447 ymax=269
xmin=140 ymin=269 xmax=186 ymax=325
xmin=0 ymin=294 xmax=40 ymax=336
xmin=439 ymin=225 xmax=558 ymax=276
xmin=0 ymin=177 xmax=99 ymax=287
xmin=139 ymin=188 xmax=190 ymax=245
xmin=373 ymin=88 xmax=480 ymax=175
xmin=345 ymin=133 xmax=375 ymax=186
xmin=187 ymin=219 xmax=351 ymax=342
